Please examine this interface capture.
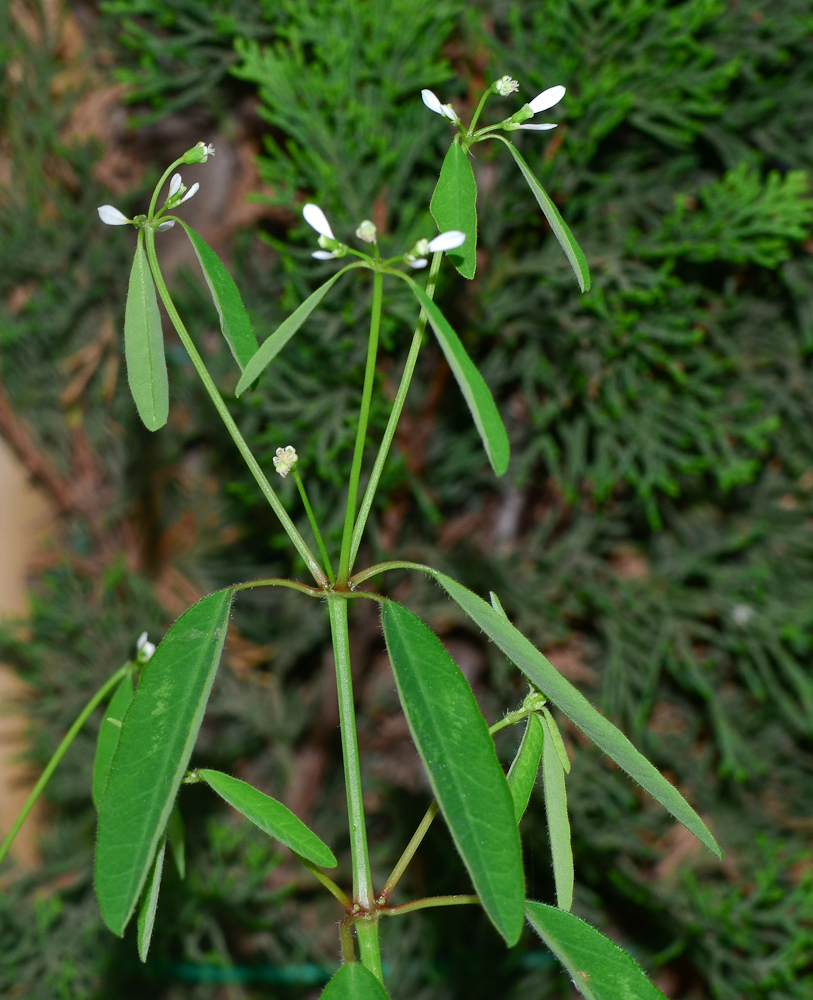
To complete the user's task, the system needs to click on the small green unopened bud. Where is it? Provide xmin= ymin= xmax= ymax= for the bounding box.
xmin=133 ymin=214 xmax=148 ymax=229
xmin=182 ymin=141 xmax=216 ymax=164
xmin=494 ymin=75 xmax=519 ymax=97
xmin=411 ymin=238 xmax=430 ymax=257
xmin=317 ymin=234 xmax=340 ymax=251
xmin=355 ymin=220 xmax=377 ymax=244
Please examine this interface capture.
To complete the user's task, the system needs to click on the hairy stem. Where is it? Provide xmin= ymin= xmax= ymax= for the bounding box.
xmin=0 ymin=665 xmax=129 ymax=866
xmin=349 ymin=251 xmax=443 ymax=569
xmin=326 ymin=596 xmax=382 ymax=980
xmin=144 ymin=229 xmax=328 ymax=587
xmin=381 ymin=895 xmax=480 ymax=917
xmin=378 ymin=801 xmax=438 ymax=903
xmin=337 ymin=270 xmax=383 ymax=585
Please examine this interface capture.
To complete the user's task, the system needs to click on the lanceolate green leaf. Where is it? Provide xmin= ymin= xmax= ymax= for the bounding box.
xmin=507 ymin=713 xmax=544 ymax=822
xmin=136 ymin=836 xmax=166 ymax=963
xmin=92 ymin=671 xmax=134 ymax=811
xmin=197 ymin=768 xmax=337 ymax=868
xmin=495 ymin=136 xmax=591 ymax=293
xmin=166 ymin=801 xmax=185 ymax=879
xmin=432 ymin=573 xmax=722 ymax=859
xmin=382 ymin=601 xmax=524 ymax=945
xmin=541 ymin=713 xmax=573 ymax=911
xmin=542 ymin=706 xmax=571 ymax=774
xmin=430 ymin=140 xmax=478 ymax=279
xmin=179 ymin=221 xmax=258 ymax=372
xmin=321 ymin=963 xmax=391 ymax=999
xmin=124 ymin=233 xmax=169 ymax=430
xmin=235 ymin=265 xmax=358 ymax=396
xmin=404 ymin=279 xmax=510 ymax=476
xmin=95 ymin=589 xmax=233 ymax=935
xmin=525 ymin=901 xmax=667 ymax=1000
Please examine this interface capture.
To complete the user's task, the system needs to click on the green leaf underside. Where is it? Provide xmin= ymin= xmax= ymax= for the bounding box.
xmin=507 ymin=713 xmax=544 ymax=822
xmin=166 ymin=801 xmax=185 ymax=879
xmin=235 ymin=271 xmax=345 ymax=395
xmin=430 ymin=140 xmax=478 ymax=279
xmin=321 ymin=963 xmax=391 ymax=999
xmin=433 ymin=574 xmax=722 ymax=859
xmin=382 ymin=601 xmax=524 ymax=945
xmin=541 ymin=713 xmax=574 ymax=911
xmin=180 ymin=221 xmax=258 ymax=372
xmin=124 ymin=235 xmax=169 ymax=430
xmin=95 ymin=589 xmax=233 ymax=935
xmin=92 ymin=672 xmax=134 ymax=811
xmin=198 ymin=769 xmax=337 ymax=868
xmin=496 ymin=137 xmax=591 ymax=293
xmin=406 ymin=281 xmax=510 ymax=476
xmin=525 ymin=901 xmax=667 ymax=1000
xmin=137 ymin=836 xmax=166 ymax=963
xmin=542 ymin=706 xmax=571 ymax=774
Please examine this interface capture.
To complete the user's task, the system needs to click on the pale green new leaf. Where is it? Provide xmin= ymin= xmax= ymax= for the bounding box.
xmin=405 ymin=279 xmax=510 ymax=476
xmin=526 ymin=901 xmax=667 ymax=1000
xmin=507 ymin=713 xmax=544 ymax=822
xmin=382 ymin=601 xmax=524 ymax=945
xmin=95 ymin=589 xmax=233 ymax=935
xmin=124 ymin=234 xmax=169 ymax=430
xmin=430 ymin=140 xmax=477 ymax=279
xmin=495 ymin=136 xmax=591 ymax=292
xmin=179 ymin=221 xmax=258 ymax=372
xmin=91 ymin=671 xmax=134 ymax=811
xmin=541 ymin=713 xmax=573 ymax=911
xmin=197 ymin=768 xmax=337 ymax=868
xmin=136 ymin=836 xmax=166 ymax=963
xmin=236 ymin=266 xmax=358 ymax=395
xmin=321 ymin=963 xmax=391 ymax=998
xmin=433 ymin=573 xmax=722 ymax=859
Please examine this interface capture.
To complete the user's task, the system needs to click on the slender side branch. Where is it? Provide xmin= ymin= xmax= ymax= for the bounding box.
xmin=337 ymin=270 xmax=384 ymax=585
xmin=0 ymin=664 xmax=130 ymax=866
xmin=143 ymin=229 xmax=328 ymax=588
xmin=349 ymin=560 xmax=434 ymax=587
xmin=378 ymin=801 xmax=438 ymax=903
xmin=381 ymin=895 xmax=480 ymax=917
xmin=293 ymin=469 xmax=336 ymax=584
xmin=348 ymin=251 xmax=444 ymax=568
xmin=292 ymin=852 xmax=352 ymax=911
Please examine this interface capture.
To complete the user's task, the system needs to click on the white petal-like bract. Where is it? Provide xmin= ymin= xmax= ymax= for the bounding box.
xmin=528 ymin=85 xmax=566 ymax=114
xmin=97 ymin=205 xmax=131 ymax=226
xmin=421 ymin=89 xmax=444 ymax=115
xmin=156 ymin=220 xmax=176 ymax=232
xmin=428 ymin=230 xmax=466 ymax=252
xmin=168 ymin=173 xmax=182 ymax=197
xmin=517 ymin=123 xmax=558 ymax=131
xmin=178 ymin=182 xmax=200 ymax=205
xmin=312 ymin=250 xmax=338 ymax=260
xmin=303 ymin=203 xmax=335 ymax=239
xmin=408 ymin=258 xmax=428 ymax=269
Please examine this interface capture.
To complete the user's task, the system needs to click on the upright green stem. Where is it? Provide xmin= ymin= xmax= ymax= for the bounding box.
xmin=144 ymin=230 xmax=328 ymax=588
xmin=326 ymin=596 xmax=382 ymax=981
xmin=348 ymin=251 xmax=443 ymax=569
xmin=0 ymin=665 xmax=129 ymax=866
xmin=337 ymin=270 xmax=384 ymax=585
xmin=467 ymin=85 xmax=495 ymax=136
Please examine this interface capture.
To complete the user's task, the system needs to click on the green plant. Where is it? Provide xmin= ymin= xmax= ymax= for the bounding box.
xmin=1 ymin=76 xmax=724 ymax=999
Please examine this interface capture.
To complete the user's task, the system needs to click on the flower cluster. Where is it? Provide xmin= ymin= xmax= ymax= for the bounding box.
xmin=421 ymin=77 xmax=566 ymax=134
xmin=273 ymin=445 xmax=298 ymax=478
xmin=302 ymin=204 xmax=465 ymax=268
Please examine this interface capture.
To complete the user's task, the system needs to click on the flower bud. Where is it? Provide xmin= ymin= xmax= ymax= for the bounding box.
xmin=494 ymin=75 xmax=519 ymax=97
xmin=355 ymin=220 xmax=377 ymax=244
xmin=273 ymin=445 xmax=298 ymax=478
xmin=182 ymin=141 xmax=215 ymax=164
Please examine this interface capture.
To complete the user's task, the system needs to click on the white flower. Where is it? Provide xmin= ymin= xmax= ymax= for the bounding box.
xmin=302 ymin=203 xmax=345 ymax=259
xmin=168 ymin=173 xmax=182 ymax=198
xmin=504 ymin=84 xmax=566 ymax=132
xmin=166 ymin=173 xmax=200 ymax=208
xmin=731 ymin=604 xmax=755 ymax=626
xmin=355 ymin=219 xmax=377 ymax=244
xmin=406 ymin=231 xmax=466 ymax=267
xmin=273 ymin=445 xmax=298 ymax=478
xmin=155 ymin=220 xmax=176 ymax=232
xmin=494 ymin=75 xmax=519 ymax=97
xmin=97 ymin=205 xmax=132 ymax=226
xmin=428 ymin=231 xmax=466 ymax=252
xmin=136 ymin=631 xmax=156 ymax=663
xmin=421 ymin=89 xmax=460 ymax=125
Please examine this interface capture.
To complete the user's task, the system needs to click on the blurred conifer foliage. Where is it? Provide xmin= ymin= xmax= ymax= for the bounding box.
xmin=2 ymin=0 xmax=813 ymax=997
